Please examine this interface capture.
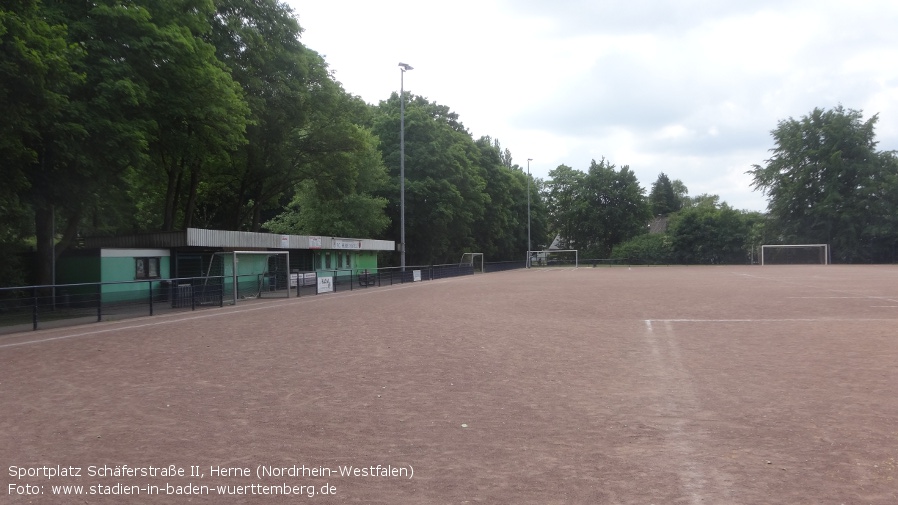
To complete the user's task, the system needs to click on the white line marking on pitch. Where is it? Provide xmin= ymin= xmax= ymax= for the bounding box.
xmin=643 ymin=320 xmax=733 ymax=504
xmin=734 ymin=272 xmax=898 ymax=305
xmin=646 ymin=318 xmax=898 ymax=323
xmin=788 ymin=296 xmax=874 ymax=299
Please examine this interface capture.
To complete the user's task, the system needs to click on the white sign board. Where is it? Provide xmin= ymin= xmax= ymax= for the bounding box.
xmin=309 ymin=236 xmax=322 ymax=249
xmin=333 ymin=239 xmax=363 ymax=250
xmin=413 ymin=270 xmax=422 ymax=282
xmin=317 ymin=276 xmax=334 ymax=294
xmin=290 ymin=273 xmax=298 ymax=288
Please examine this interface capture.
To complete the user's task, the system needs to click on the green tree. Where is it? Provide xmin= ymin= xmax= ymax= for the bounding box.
xmin=544 ymin=159 xmax=650 ymax=257
xmin=668 ymin=200 xmax=751 ymax=264
xmin=857 ymin=151 xmax=898 ymax=262
xmin=543 ymin=164 xmax=585 ymax=250
xmin=205 ymin=0 xmax=325 ymax=231
xmin=610 ymin=233 xmax=673 ymax=264
xmin=371 ymin=94 xmax=487 ymax=265
xmin=0 ymin=0 xmax=83 ymax=284
xmin=470 ymin=137 xmax=547 ymax=260
xmin=4 ymin=0 xmax=154 ymax=285
xmin=264 ymin=125 xmax=390 ymax=238
xmin=671 ymin=179 xmax=690 ymax=209
xmin=749 ymin=106 xmax=897 ymax=262
xmin=139 ymin=0 xmax=249 ymax=231
xmin=649 ymin=172 xmax=681 ymax=216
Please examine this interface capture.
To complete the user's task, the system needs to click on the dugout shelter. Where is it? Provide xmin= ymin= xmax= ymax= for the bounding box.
xmin=57 ymin=228 xmax=394 ymax=304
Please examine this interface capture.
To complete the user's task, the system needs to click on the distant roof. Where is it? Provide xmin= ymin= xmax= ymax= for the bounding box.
xmin=648 ymin=216 xmax=669 ymax=234
xmin=83 ymin=228 xmax=395 ymax=252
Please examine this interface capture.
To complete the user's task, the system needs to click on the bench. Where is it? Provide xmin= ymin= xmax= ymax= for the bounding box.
xmin=358 ymin=270 xmax=377 ymax=287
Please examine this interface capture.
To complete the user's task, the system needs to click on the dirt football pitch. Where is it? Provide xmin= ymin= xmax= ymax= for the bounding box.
xmin=2 ymin=265 xmax=897 ymax=504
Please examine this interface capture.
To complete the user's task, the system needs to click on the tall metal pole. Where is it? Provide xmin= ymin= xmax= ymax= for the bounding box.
xmin=51 ymin=204 xmax=56 ymax=307
xmin=527 ymin=158 xmax=533 ymax=268
xmin=399 ymin=63 xmax=413 ymax=271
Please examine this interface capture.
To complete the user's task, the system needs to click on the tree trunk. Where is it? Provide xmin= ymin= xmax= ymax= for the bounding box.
xmin=183 ymin=162 xmax=201 ymax=229
xmin=163 ymin=164 xmax=183 ymax=231
xmin=34 ymin=204 xmax=54 ymax=286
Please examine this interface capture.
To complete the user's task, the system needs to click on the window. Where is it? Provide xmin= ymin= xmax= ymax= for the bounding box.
xmin=325 ymin=252 xmax=331 ymax=269
xmin=346 ymin=253 xmax=351 ymax=268
xmin=135 ymin=257 xmax=161 ymax=279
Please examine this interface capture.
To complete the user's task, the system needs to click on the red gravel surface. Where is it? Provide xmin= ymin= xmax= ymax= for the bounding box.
xmin=2 ymin=265 xmax=897 ymax=504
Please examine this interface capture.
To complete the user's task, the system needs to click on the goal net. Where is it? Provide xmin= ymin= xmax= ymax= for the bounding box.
xmin=459 ymin=253 xmax=484 ymax=273
xmin=528 ymin=249 xmax=578 ymax=268
xmin=760 ymin=244 xmax=829 ymax=265
xmin=210 ymin=251 xmax=291 ymax=304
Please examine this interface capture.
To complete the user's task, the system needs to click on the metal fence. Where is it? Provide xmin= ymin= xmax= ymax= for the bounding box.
xmin=484 ymin=260 xmax=528 ymax=272
xmin=1 ymin=260 xmax=530 ymax=335
xmin=294 ymin=263 xmax=481 ymax=297
xmin=0 ymin=277 xmax=224 ymax=335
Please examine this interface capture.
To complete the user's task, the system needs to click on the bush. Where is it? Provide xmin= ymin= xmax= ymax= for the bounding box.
xmin=610 ymin=234 xmax=673 ymax=264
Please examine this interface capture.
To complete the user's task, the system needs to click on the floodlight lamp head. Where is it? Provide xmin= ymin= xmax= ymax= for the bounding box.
xmin=398 ymin=62 xmax=413 ymax=71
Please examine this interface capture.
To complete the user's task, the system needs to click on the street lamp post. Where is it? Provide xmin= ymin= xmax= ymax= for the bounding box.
xmin=527 ymin=158 xmax=533 ymax=268
xmin=399 ymin=62 xmax=413 ymax=271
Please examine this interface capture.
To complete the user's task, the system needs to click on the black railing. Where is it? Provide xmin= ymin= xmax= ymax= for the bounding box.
xmin=484 ymin=260 xmax=527 ymax=272
xmin=1 ymin=260 xmax=532 ymax=335
xmin=0 ymin=277 xmax=224 ymax=335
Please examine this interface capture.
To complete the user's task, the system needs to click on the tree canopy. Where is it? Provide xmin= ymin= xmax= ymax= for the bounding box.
xmin=749 ymin=106 xmax=898 ymax=262
xmin=3 ymin=1 xmax=898 ymax=287
xmin=543 ymin=159 xmax=651 ymax=257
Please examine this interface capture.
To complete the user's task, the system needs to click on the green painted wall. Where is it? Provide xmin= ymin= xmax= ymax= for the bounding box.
xmin=222 ymin=253 xmax=273 ymax=296
xmin=355 ymin=252 xmax=378 ymax=271
xmin=100 ymin=255 xmax=172 ymax=303
xmin=57 ymin=250 xmax=172 ymax=303
xmin=312 ymin=250 xmax=378 ymax=273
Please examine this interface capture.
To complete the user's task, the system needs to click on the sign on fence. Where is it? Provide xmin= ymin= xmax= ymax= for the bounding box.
xmin=317 ymin=276 xmax=334 ymax=294
xmin=413 ymin=270 xmax=421 ymax=282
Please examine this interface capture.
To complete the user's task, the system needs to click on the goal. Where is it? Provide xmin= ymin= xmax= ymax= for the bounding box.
xmin=760 ymin=244 xmax=829 ymax=265
xmin=209 ymin=251 xmax=291 ymax=304
xmin=459 ymin=253 xmax=484 ymax=273
xmin=528 ymin=249 xmax=578 ymax=268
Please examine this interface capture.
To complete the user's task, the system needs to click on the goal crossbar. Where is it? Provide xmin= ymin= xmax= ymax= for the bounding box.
xmin=760 ymin=244 xmax=829 ymax=265
xmin=459 ymin=253 xmax=484 ymax=273
xmin=528 ymin=249 xmax=578 ymax=268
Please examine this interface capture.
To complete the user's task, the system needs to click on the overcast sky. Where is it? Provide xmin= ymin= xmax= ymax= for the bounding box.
xmin=287 ymin=0 xmax=898 ymax=211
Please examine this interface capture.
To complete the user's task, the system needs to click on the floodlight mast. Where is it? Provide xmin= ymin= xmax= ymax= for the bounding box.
xmin=527 ymin=158 xmax=533 ymax=268
xmin=399 ymin=62 xmax=413 ymax=271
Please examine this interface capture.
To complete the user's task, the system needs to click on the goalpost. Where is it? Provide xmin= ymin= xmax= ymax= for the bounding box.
xmin=528 ymin=249 xmax=578 ymax=268
xmin=760 ymin=244 xmax=829 ymax=265
xmin=460 ymin=253 xmax=484 ymax=273
xmin=209 ymin=251 xmax=291 ymax=305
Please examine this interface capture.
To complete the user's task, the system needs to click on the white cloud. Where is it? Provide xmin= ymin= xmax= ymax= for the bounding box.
xmin=288 ymin=0 xmax=898 ymax=212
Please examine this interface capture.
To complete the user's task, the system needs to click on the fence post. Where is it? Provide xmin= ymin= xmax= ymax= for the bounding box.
xmin=96 ymin=283 xmax=102 ymax=322
xmin=148 ymin=280 xmax=154 ymax=316
xmin=32 ymin=287 xmax=38 ymax=331
xmin=191 ymin=280 xmax=196 ymax=310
